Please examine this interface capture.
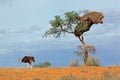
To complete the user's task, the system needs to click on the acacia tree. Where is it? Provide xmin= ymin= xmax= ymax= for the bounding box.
xmin=43 ymin=10 xmax=103 ymax=65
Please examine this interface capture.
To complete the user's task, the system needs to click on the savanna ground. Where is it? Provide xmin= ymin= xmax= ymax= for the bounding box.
xmin=0 ymin=66 xmax=120 ymax=80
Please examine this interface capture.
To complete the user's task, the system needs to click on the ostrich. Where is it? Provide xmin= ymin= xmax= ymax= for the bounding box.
xmin=21 ymin=56 xmax=35 ymax=69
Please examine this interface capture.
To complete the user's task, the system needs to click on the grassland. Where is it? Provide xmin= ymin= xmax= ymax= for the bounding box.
xmin=0 ymin=66 xmax=120 ymax=80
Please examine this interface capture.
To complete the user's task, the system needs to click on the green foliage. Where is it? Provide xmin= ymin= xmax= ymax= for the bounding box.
xmin=74 ymin=22 xmax=90 ymax=33
xmin=50 ymin=16 xmax=64 ymax=28
xmin=44 ymin=10 xmax=88 ymax=38
xmin=34 ymin=61 xmax=51 ymax=68
xmin=65 ymin=11 xmax=80 ymax=25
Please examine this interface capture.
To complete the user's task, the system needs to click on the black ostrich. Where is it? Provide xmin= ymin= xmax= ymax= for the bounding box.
xmin=21 ymin=56 xmax=35 ymax=69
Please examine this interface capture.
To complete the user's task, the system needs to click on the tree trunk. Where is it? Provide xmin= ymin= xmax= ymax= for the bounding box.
xmin=78 ymin=35 xmax=88 ymax=65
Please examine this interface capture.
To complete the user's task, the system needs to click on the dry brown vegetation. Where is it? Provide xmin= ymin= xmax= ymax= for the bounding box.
xmin=0 ymin=66 xmax=120 ymax=80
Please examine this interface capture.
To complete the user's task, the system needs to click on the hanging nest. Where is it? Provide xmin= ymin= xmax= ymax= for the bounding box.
xmin=74 ymin=11 xmax=104 ymax=37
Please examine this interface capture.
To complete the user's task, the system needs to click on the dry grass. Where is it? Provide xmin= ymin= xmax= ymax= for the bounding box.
xmin=0 ymin=66 xmax=120 ymax=80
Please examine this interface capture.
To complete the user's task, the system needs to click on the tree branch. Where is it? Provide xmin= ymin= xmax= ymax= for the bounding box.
xmin=78 ymin=35 xmax=86 ymax=45
xmin=59 ymin=24 xmax=74 ymax=34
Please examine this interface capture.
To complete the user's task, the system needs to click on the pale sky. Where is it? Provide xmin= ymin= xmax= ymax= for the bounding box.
xmin=0 ymin=0 xmax=120 ymax=67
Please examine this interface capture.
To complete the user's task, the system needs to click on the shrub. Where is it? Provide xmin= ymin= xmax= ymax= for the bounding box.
xmin=69 ymin=59 xmax=79 ymax=67
xmin=85 ymin=56 xmax=99 ymax=66
xmin=34 ymin=61 xmax=51 ymax=68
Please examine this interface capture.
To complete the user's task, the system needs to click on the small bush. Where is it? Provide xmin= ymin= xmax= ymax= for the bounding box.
xmin=85 ymin=56 xmax=99 ymax=66
xmin=34 ymin=61 xmax=51 ymax=68
xmin=69 ymin=59 xmax=79 ymax=67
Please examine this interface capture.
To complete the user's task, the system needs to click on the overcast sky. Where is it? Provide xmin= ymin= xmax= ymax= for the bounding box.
xmin=0 ymin=0 xmax=120 ymax=67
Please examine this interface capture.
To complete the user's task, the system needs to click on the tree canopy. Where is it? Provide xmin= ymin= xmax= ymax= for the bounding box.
xmin=43 ymin=10 xmax=89 ymax=38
